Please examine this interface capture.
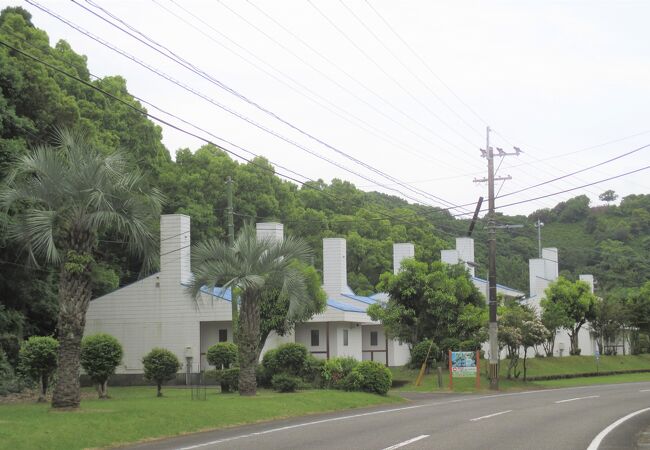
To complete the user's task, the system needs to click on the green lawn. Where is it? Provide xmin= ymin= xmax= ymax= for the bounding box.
xmin=0 ymin=387 xmax=404 ymax=450
xmin=391 ymin=354 xmax=650 ymax=393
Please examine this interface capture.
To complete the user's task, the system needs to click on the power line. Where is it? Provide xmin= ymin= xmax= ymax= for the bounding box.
xmin=51 ymin=0 xmax=471 ymax=212
xmin=0 ymin=38 xmax=474 ymax=242
xmin=497 ymin=143 xmax=650 ymax=199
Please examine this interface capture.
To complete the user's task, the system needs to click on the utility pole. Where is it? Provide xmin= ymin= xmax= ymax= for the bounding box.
xmin=535 ymin=219 xmax=544 ymax=257
xmin=226 ymin=176 xmax=238 ymax=342
xmin=473 ymin=126 xmax=521 ymax=390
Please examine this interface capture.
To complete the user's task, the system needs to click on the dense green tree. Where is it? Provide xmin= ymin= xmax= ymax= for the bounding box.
xmin=142 ymin=348 xmax=180 ymax=397
xmin=18 ymin=335 xmax=58 ymax=402
xmin=368 ymin=259 xmax=486 ymax=352
xmin=0 ymin=129 xmax=162 ymax=408
xmin=599 ymin=190 xmax=618 ymax=203
xmin=541 ymin=277 xmax=597 ymax=355
xmin=80 ymin=333 xmax=123 ymax=399
xmin=188 ymin=224 xmax=312 ymax=396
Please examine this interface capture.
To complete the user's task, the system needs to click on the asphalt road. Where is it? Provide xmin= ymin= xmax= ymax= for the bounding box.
xmin=129 ymin=381 xmax=650 ymax=450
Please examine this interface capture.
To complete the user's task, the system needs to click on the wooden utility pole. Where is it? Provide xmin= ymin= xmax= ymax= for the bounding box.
xmin=226 ymin=176 xmax=238 ymax=342
xmin=473 ymin=127 xmax=520 ymax=390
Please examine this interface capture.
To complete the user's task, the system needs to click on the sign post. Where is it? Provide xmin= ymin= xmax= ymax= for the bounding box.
xmin=449 ymin=351 xmax=480 ymax=391
xmin=595 ymin=347 xmax=600 ymax=374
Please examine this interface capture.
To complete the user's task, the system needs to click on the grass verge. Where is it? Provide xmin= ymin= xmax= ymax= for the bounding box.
xmin=0 ymin=387 xmax=404 ymax=450
xmin=391 ymin=354 xmax=650 ymax=393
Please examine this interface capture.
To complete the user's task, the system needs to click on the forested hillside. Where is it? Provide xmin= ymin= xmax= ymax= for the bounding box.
xmin=1 ymin=7 xmax=649 ymax=363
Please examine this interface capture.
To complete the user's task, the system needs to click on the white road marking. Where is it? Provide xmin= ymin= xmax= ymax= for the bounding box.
xmin=587 ymin=407 xmax=650 ymax=450
xmin=381 ymin=435 xmax=429 ymax=450
xmin=172 ymin=383 xmax=650 ymax=449
xmin=554 ymin=395 xmax=600 ymax=404
xmin=640 ymin=389 xmax=650 ymax=392
xmin=469 ymin=410 xmax=513 ymax=422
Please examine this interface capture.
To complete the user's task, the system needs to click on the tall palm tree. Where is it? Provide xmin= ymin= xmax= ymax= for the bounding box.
xmin=189 ymin=224 xmax=312 ymax=396
xmin=0 ymin=128 xmax=163 ymax=408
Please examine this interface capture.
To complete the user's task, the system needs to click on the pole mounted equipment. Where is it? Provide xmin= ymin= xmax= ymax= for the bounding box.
xmin=473 ymin=127 xmax=521 ymax=390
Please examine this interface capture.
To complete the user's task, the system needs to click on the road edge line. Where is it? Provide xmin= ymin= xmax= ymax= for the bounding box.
xmin=586 ymin=407 xmax=650 ymax=450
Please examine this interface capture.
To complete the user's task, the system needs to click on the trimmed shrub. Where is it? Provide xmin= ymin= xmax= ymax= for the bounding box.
xmin=206 ymin=342 xmax=238 ymax=369
xmin=0 ymin=349 xmax=23 ymax=396
xmin=18 ymin=336 xmax=58 ymax=402
xmin=271 ymin=373 xmax=301 ymax=393
xmin=340 ymin=370 xmax=363 ymax=391
xmin=409 ymin=340 xmax=438 ymax=369
xmin=80 ymin=333 xmax=123 ymax=399
xmin=261 ymin=348 xmax=280 ymax=374
xmin=275 ymin=343 xmax=309 ymax=376
xmin=321 ymin=357 xmax=359 ymax=389
xmin=142 ymin=348 xmax=180 ymax=397
xmin=352 ymin=361 xmax=392 ymax=395
xmin=216 ymin=367 xmax=239 ymax=393
xmin=302 ymin=354 xmax=325 ymax=387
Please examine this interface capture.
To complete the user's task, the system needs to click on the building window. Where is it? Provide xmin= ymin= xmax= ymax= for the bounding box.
xmin=370 ymin=331 xmax=378 ymax=346
xmin=311 ymin=329 xmax=320 ymax=347
xmin=343 ymin=329 xmax=349 ymax=346
xmin=218 ymin=329 xmax=228 ymax=342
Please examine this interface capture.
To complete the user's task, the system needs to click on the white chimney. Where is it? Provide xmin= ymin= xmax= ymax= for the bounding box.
xmin=160 ymin=214 xmax=191 ymax=285
xmin=441 ymin=249 xmax=460 ymax=266
xmin=579 ymin=274 xmax=594 ymax=293
xmin=323 ymin=238 xmax=352 ymax=297
xmin=256 ymin=222 xmax=283 ymax=242
xmin=393 ymin=243 xmax=414 ymax=274
xmin=542 ymin=248 xmax=559 ymax=281
xmin=456 ymin=237 xmax=475 ymax=277
xmin=529 ymin=258 xmax=545 ymax=298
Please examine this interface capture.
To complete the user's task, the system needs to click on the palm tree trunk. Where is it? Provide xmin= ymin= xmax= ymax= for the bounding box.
xmin=238 ymin=290 xmax=260 ymax=396
xmin=51 ymin=247 xmax=93 ymax=409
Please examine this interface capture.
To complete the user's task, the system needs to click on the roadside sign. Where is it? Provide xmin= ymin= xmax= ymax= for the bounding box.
xmin=448 ymin=350 xmax=480 ymax=390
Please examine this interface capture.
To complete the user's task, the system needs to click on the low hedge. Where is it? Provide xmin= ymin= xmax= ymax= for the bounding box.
xmin=526 ymin=368 xmax=650 ymax=381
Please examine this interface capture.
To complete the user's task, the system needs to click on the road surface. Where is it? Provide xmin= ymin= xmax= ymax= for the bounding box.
xmin=129 ymin=381 xmax=650 ymax=450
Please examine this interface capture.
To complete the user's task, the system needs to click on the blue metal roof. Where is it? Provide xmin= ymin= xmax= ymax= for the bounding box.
xmin=327 ymin=299 xmax=366 ymax=313
xmin=340 ymin=293 xmax=377 ymax=305
xmin=471 ymin=277 xmax=524 ymax=295
xmin=182 ymin=283 xmax=233 ymax=301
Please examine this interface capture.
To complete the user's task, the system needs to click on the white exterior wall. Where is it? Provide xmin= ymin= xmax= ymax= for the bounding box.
xmin=393 ymin=243 xmax=415 ymax=274
xmin=323 ymin=238 xmax=353 ymax=297
xmin=256 ymin=222 xmax=283 ymax=242
xmin=361 ymin=325 xmax=387 ymax=364
xmin=542 ymin=248 xmax=559 ymax=281
xmin=456 ymin=237 xmax=475 ymax=276
xmin=388 ymin=340 xmax=410 ymax=366
xmin=529 ymin=258 xmax=546 ymax=298
xmin=441 ymin=249 xmax=459 ymax=266
xmin=580 ymin=274 xmax=595 ymax=292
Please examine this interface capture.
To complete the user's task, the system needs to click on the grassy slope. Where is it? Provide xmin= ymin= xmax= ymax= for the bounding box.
xmin=0 ymin=388 xmax=404 ymax=450
xmin=391 ymin=355 xmax=650 ymax=393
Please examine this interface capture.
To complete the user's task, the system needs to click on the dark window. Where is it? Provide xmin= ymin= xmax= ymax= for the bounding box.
xmin=370 ymin=331 xmax=378 ymax=346
xmin=311 ymin=329 xmax=320 ymax=347
xmin=343 ymin=329 xmax=349 ymax=346
xmin=218 ymin=329 xmax=228 ymax=342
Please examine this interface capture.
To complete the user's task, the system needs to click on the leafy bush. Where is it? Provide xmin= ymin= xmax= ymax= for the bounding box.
xmin=409 ymin=340 xmax=438 ymax=369
xmin=271 ymin=373 xmax=301 ymax=393
xmin=216 ymin=367 xmax=239 ymax=393
xmin=302 ymin=354 xmax=325 ymax=386
xmin=352 ymin=361 xmax=392 ymax=395
xmin=18 ymin=336 xmax=58 ymax=402
xmin=340 ymin=370 xmax=363 ymax=391
xmin=261 ymin=348 xmax=279 ymax=374
xmin=321 ymin=357 xmax=358 ymax=389
xmin=0 ymin=349 xmax=23 ymax=396
xmin=275 ymin=343 xmax=309 ymax=375
xmin=206 ymin=342 xmax=238 ymax=369
xmin=80 ymin=333 xmax=123 ymax=399
xmin=142 ymin=348 xmax=180 ymax=397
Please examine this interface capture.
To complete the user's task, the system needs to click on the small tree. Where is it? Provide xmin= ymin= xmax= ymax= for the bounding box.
xmin=142 ymin=348 xmax=180 ymax=397
xmin=541 ymin=277 xmax=597 ymax=355
xmin=80 ymin=334 xmax=123 ymax=399
xmin=18 ymin=336 xmax=58 ymax=402
xmin=207 ymin=342 xmax=239 ymax=393
xmin=520 ymin=319 xmax=548 ymax=381
xmin=599 ymin=190 xmax=618 ymax=203
xmin=541 ymin=302 xmax=564 ymax=356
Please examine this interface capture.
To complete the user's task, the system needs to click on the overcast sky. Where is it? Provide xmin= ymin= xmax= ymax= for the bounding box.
xmin=9 ymin=0 xmax=650 ymax=217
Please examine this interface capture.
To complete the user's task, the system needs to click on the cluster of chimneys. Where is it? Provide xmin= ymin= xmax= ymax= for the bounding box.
xmin=158 ymin=214 xmax=593 ymax=301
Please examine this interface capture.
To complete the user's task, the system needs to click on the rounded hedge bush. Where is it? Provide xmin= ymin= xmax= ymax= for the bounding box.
xmin=271 ymin=373 xmax=301 ymax=393
xmin=216 ymin=367 xmax=239 ymax=393
xmin=142 ymin=348 xmax=180 ymax=397
xmin=261 ymin=348 xmax=279 ymax=374
xmin=80 ymin=333 xmax=123 ymax=398
xmin=275 ymin=343 xmax=308 ymax=375
xmin=18 ymin=336 xmax=59 ymax=402
xmin=352 ymin=361 xmax=392 ymax=395
xmin=206 ymin=342 xmax=238 ymax=369
xmin=410 ymin=339 xmax=439 ymax=369
xmin=321 ymin=356 xmax=358 ymax=389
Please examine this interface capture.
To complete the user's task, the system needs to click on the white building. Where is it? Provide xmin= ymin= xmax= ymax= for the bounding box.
xmin=523 ymin=247 xmax=599 ymax=356
xmin=84 ymin=214 xmax=410 ymax=379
